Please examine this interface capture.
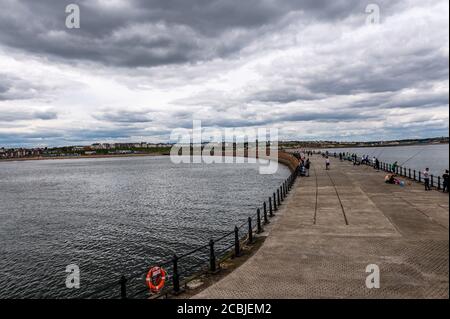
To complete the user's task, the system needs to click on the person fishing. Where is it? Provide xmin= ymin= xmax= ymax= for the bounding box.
xmin=423 ymin=168 xmax=431 ymax=191
xmin=392 ymin=161 xmax=398 ymax=172
xmin=375 ymin=158 xmax=380 ymax=171
xmin=442 ymin=170 xmax=449 ymax=193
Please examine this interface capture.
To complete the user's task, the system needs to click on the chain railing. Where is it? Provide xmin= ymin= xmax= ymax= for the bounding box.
xmin=75 ymin=162 xmax=299 ymax=299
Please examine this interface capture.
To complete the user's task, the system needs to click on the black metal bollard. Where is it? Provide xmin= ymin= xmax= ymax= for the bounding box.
xmin=172 ymin=255 xmax=180 ymax=294
xmin=263 ymin=202 xmax=269 ymax=224
xmin=414 ymin=170 xmax=416 ymax=180
xmin=273 ymin=193 xmax=277 ymax=211
xmin=256 ymin=208 xmax=263 ymax=233
xmin=120 ymin=275 xmax=127 ymax=299
xmin=419 ymin=171 xmax=421 ymax=183
xmin=277 ymin=189 xmax=281 ymax=205
xmin=409 ymin=168 xmax=411 ymax=179
xmin=234 ymin=226 xmax=240 ymax=257
xmin=248 ymin=217 xmax=253 ymax=243
xmin=438 ymin=176 xmax=441 ymax=190
xmin=269 ymin=197 xmax=273 ymax=217
xmin=209 ymin=239 xmax=216 ymax=272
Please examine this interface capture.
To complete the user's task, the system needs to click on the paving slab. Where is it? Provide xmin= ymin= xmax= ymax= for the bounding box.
xmin=193 ymin=155 xmax=449 ymax=299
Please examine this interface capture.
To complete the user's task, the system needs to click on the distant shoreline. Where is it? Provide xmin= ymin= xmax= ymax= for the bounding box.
xmin=0 ymin=152 xmax=169 ymax=163
xmin=312 ymin=142 xmax=449 ymax=149
xmin=1 ymin=142 xmax=448 ymax=163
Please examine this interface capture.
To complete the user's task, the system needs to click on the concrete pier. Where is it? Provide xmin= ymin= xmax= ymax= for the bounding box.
xmin=193 ymin=155 xmax=449 ymax=299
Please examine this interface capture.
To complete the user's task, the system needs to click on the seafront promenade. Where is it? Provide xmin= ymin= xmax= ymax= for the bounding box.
xmin=194 ymin=155 xmax=449 ymax=299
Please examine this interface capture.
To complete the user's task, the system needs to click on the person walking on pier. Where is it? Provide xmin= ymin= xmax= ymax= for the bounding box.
xmin=375 ymin=158 xmax=380 ymax=171
xmin=325 ymin=156 xmax=330 ymax=170
xmin=423 ymin=168 xmax=431 ymax=191
xmin=305 ymin=158 xmax=310 ymax=177
xmin=442 ymin=170 xmax=449 ymax=193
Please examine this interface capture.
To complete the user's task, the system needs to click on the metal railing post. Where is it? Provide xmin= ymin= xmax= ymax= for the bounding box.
xmin=209 ymin=239 xmax=216 ymax=272
xmin=414 ymin=170 xmax=416 ymax=180
xmin=409 ymin=168 xmax=411 ymax=179
xmin=172 ymin=254 xmax=180 ymax=294
xmin=277 ymin=189 xmax=281 ymax=206
xmin=256 ymin=208 xmax=263 ymax=233
xmin=438 ymin=176 xmax=441 ymax=190
xmin=263 ymin=202 xmax=269 ymax=224
xmin=269 ymin=197 xmax=273 ymax=217
xmin=248 ymin=217 xmax=253 ymax=243
xmin=234 ymin=226 xmax=240 ymax=257
xmin=273 ymin=192 xmax=277 ymax=211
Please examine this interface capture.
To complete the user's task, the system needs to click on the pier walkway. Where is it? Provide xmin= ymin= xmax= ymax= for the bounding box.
xmin=193 ymin=155 xmax=449 ymax=299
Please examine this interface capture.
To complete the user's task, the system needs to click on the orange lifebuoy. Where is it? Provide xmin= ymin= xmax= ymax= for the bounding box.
xmin=146 ymin=266 xmax=166 ymax=293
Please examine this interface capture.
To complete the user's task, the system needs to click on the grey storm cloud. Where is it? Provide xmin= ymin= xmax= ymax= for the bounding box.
xmin=0 ymin=74 xmax=43 ymax=101
xmin=0 ymin=0 xmax=448 ymax=146
xmin=93 ymin=110 xmax=154 ymax=123
xmin=0 ymin=110 xmax=58 ymax=122
xmin=301 ymin=50 xmax=449 ymax=96
xmin=0 ymin=126 xmax=171 ymax=146
xmin=0 ymin=0 xmax=395 ymax=67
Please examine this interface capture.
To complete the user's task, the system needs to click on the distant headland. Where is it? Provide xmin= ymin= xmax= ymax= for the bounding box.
xmin=279 ymin=136 xmax=449 ymax=149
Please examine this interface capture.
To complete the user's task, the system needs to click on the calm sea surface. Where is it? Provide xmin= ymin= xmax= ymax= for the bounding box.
xmin=322 ymin=144 xmax=449 ymax=176
xmin=0 ymin=156 xmax=290 ymax=298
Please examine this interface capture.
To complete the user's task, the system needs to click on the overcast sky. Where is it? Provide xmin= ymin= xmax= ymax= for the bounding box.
xmin=0 ymin=0 xmax=448 ymax=147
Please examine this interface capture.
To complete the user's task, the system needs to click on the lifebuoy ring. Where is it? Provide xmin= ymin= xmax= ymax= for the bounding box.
xmin=146 ymin=266 xmax=166 ymax=293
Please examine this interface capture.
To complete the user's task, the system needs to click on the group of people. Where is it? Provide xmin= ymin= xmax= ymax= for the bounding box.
xmin=423 ymin=168 xmax=449 ymax=192
xmin=297 ymin=150 xmax=448 ymax=194
xmin=292 ymin=150 xmax=312 ymax=177
xmin=298 ymin=156 xmax=311 ymax=177
xmin=384 ymin=166 xmax=449 ymax=193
